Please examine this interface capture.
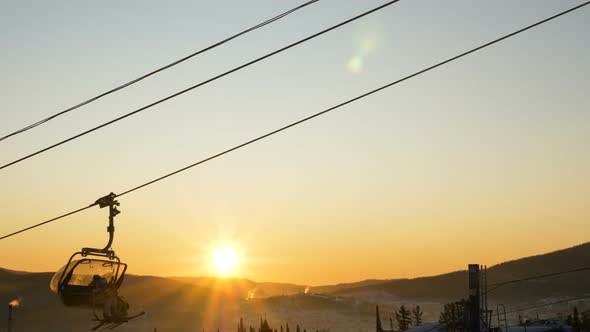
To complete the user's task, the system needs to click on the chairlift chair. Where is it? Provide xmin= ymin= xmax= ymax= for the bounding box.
xmin=50 ymin=193 xmax=127 ymax=308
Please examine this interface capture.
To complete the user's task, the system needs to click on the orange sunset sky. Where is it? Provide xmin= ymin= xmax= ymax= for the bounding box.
xmin=1 ymin=0 xmax=589 ymax=285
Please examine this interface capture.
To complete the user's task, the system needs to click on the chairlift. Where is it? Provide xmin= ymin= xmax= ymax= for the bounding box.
xmin=50 ymin=193 xmax=126 ymax=307
xmin=50 ymin=193 xmax=145 ymax=329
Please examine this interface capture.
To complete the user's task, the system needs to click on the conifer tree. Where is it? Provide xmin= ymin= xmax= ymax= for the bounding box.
xmin=396 ymin=305 xmax=412 ymax=331
xmin=296 ymin=324 xmax=301 ymax=332
xmin=573 ymin=307 xmax=581 ymax=332
xmin=439 ymin=299 xmax=466 ymax=332
xmin=412 ymin=305 xmax=424 ymax=326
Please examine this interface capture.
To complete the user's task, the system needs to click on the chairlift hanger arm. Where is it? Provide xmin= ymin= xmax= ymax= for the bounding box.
xmin=82 ymin=193 xmax=120 ymax=259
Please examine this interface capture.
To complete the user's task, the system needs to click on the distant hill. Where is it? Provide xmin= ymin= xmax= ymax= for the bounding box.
xmin=329 ymin=242 xmax=590 ymax=303
xmin=313 ymin=279 xmax=393 ymax=294
xmin=0 ymin=267 xmax=31 ymax=275
xmin=1 ymin=242 xmax=589 ymax=331
xmin=166 ymin=276 xmax=399 ymax=298
xmin=168 ymin=276 xmax=307 ymax=298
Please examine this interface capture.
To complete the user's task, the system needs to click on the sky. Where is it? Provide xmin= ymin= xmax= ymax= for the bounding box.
xmin=0 ymin=0 xmax=589 ymax=285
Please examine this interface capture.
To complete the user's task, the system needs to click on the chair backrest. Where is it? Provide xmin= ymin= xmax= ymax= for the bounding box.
xmin=51 ymin=255 xmax=127 ymax=308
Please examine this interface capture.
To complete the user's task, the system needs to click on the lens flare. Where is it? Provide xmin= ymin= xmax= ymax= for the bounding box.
xmin=346 ymin=28 xmax=381 ymax=74
xmin=361 ymin=36 xmax=377 ymax=53
xmin=347 ymin=56 xmax=364 ymax=73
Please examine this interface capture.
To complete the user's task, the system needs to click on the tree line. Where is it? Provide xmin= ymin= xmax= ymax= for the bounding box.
xmin=237 ymin=317 xmax=328 ymax=332
xmin=385 ymin=305 xmax=424 ymax=331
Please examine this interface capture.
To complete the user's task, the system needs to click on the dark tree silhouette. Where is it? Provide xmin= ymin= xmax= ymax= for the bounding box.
xmin=573 ymin=307 xmax=581 ymax=332
xmin=239 ymin=318 xmax=245 ymax=332
xmin=439 ymin=299 xmax=466 ymax=332
xmin=259 ymin=318 xmax=272 ymax=332
xmin=412 ymin=305 xmax=423 ymax=326
xmin=396 ymin=305 xmax=412 ymax=331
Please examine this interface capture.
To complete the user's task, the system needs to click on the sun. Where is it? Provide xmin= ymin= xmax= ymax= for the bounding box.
xmin=213 ymin=247 xmax=237 ymax=274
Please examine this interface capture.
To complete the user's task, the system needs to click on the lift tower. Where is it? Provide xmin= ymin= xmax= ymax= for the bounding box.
xmin=468 ymin=264 xmax=481 ymax=332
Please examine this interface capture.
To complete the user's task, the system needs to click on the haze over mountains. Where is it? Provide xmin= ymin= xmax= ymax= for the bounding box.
xmin=1 ymin=243 xmax=589 ymax=332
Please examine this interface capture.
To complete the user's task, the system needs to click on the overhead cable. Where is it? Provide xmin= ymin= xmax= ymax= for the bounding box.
xmin=1 ymin=1 xmax=588 ymax=239
xmin=0 ymin=0 xmax=320 ymax=143
xmin=0 ymin=0 xmax=403 ymax=170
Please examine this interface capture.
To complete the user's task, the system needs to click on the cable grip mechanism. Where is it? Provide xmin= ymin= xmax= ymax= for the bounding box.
xmin=81 ymin=192 xmax=120 ymax=260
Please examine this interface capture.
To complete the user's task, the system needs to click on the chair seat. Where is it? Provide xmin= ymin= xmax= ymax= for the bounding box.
xmin=60 ymin=285 xmax=106 ymax=307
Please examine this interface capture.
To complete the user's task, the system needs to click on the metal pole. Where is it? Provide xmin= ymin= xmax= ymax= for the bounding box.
xmin=497 ymin=305 xmax=501 ymax=329
xmin=7 ymin=304 xmax=13 ymax=332
xmin=480 ymin=265 xmax=483 ymax=327
xmin=485 ymin=265 xmax=489 ymax=329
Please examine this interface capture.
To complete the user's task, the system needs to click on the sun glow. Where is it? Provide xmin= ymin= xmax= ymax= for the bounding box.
xmin=213 ymin=247 xmax=237 ymax=274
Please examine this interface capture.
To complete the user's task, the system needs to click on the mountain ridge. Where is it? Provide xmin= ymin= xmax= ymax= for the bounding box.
xmin=2 ymin=242 xmax=589 ymax=299
xmin=329 ymin=242 xmax=590 ymax=302
xmin=2 ymin=242 xmax=589 ymax=331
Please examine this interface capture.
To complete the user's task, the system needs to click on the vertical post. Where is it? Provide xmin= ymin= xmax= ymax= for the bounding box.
xmin=503 ymin=306 xmax=508 ymax=332
xmin=497 ymin=305 xmax=501 ymax=329
xmin=7 ymin=304 xmax=13 ymax=332
xmin=485 ymin=265 xmax=489 ymax=329
xmin=469 ymin=264 xmax=481 ymax=332
xmin=479 ymin=265 xmax=484 ymax=329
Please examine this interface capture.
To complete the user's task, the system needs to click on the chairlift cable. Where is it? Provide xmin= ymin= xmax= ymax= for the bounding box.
xmin=0 ymin=0 xmax=403 ymax=170
xmin=487 ymin=266 xmax=590 ymax=293
xmin=0 ymin=0 xmax=320 ymax=143
xmin=490 ymin=296 xmax=590 ymax=317
xmin=1 ymin=1 xmax=589 ymax=240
